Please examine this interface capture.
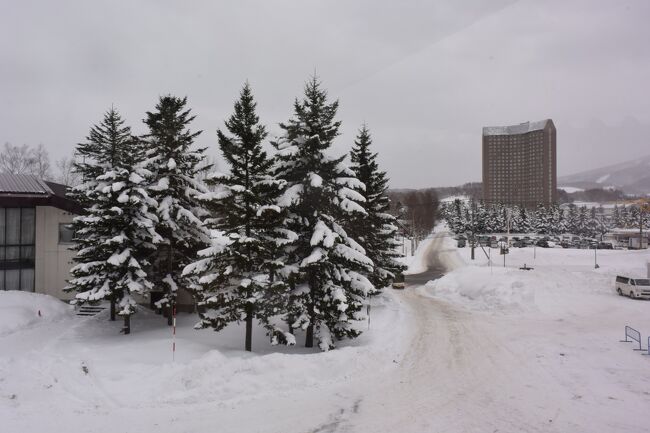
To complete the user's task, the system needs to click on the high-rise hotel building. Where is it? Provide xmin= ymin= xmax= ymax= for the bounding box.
xmin=482 ymin=119 xmax=557 ymax=207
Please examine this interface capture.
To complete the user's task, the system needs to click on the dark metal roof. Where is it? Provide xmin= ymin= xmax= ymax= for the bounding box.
xmin=0 ymin=173 xmax=53 ymax=194
xmin=0 ymin=174 xmax=82 ymax=214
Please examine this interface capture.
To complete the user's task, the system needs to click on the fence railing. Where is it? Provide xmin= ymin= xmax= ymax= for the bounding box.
xmin=620 ymin=325 xmax=643 ymax=351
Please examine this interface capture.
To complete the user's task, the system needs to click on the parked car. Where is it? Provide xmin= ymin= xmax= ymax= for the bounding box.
xmin=512 ymin=240 xmax=524 ymax=248
xmin=560 ymin=241 xmax=571 ymax=248
xmin=536 ymin=239 xmax=550 ymax=248
xmin=392 ymin=273 xmax=406 ymax=290
xmin=598 ymin=242 xmax=613 ymax=250
xmin=615 ymin=276 xmax=650 ymax=299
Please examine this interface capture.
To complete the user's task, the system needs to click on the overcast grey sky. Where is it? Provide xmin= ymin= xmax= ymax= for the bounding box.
xmin=2 ymin=0 xmax=649 ymax=188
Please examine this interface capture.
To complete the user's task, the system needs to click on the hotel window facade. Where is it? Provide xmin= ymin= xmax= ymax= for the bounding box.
xmin=482 ymin=119 xmax=557 ymax=207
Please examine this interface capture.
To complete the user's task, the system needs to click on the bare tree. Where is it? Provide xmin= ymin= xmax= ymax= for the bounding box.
xmin=55 ymin=155 xmax=82 ymax=186
xmin=0 ymin=143 xmax=35 ymax=174
xmin=0 ymin=142 xmax=52 ymax=179
xmin=32 ymin=144 xmax=52 ymax=179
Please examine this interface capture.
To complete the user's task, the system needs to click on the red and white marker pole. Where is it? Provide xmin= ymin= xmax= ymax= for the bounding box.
xmin=172 ymin=306 xmax=176 ymax=362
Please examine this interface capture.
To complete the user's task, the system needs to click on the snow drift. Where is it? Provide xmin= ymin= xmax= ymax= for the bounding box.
xmin=0 ymin=291 xmax=72 ymax=336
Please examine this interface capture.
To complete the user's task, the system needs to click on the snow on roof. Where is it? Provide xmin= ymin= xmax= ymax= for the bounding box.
xmin=483 ymin=119 xmax=552 ymax=136
xmin=0 ymin=173 xmax=53 ymax=195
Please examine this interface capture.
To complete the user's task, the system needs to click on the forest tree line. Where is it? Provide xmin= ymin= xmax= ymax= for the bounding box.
xmin=441 ymin=199 xmax=649 ymax=238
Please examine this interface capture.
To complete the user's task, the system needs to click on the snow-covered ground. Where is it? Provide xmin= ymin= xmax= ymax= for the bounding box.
xmin=0 ymin=283 xmax=415 ymax=433
xmin=2 ymin=230 xmax=650 ymax=432
xmin=421 ymin=231 xmax=650 ymax=432
xmin=557 ymin=186 xmax=585 ymax=193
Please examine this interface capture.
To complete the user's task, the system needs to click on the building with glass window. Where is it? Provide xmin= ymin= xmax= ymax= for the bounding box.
xmin=0 ymin=174 xmax=80 ymax=298
xmin=482 ymin=119 xmax=557 ymax=207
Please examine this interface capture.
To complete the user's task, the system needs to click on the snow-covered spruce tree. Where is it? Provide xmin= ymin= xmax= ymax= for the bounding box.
xmin=448 ymin=199 xmax=465 ymax=233
xmin=66 ymin=108 xmax=161 ymax=333
xmin=183 ymin=83 xmax=296 ymax=351
xmin=143 ymin=95 xmax=210 ymax=324
xmin=347 ymin=124 xmax=406 ymax=292
xmin=576 ymin=206 xmax=589 ymax=236
xmin=612 ymin=205 xmax=621 ymax=229
xmin=565 ymin=204 xmax=578 ymax=234
xmin=619 ymin=205 xmax=630 ymax=228
xmin=272 ymin=77 xmax=374 ymax=351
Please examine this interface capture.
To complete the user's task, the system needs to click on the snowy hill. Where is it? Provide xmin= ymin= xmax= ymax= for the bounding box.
xmin=559 ymin=155 xmax=650 ymax=195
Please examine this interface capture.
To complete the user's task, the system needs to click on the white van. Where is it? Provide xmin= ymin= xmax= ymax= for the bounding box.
xmin=615 ymin=276 xmax=650 ymax=299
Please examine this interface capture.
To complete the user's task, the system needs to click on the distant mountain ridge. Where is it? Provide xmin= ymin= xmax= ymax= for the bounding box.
xmin=559 ymin=155 xmax=650 ymax=195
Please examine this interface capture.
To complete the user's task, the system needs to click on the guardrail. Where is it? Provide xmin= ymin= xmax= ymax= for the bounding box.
xmin=620 ymin=325 xmax=643 ymax=351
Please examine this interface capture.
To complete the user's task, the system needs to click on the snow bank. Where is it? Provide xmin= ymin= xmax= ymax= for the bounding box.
xmin=0 ymin=289 xmax=414 ymax=429
xmin=425 ymin=229 xmax=650 ymax=313
xmin=423 ymin=267 xmax=536 ymax=312
xmin=400 ymin=235 xmax=433 ymax=274
xmin=0 ymin=291 xmax=73 ymax=336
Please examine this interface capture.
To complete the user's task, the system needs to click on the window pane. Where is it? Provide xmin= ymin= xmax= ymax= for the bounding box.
xmin=0 ymin=208 xmax=5 ymax=245
xmin=21 ymin=246 xmax=35 ymax=262
xmin=59 ymin=223 xmax=75 ymax=244
xmin=21 ymin=208 xmax=35 ymax=244
xmin=20 ymin=268 xmax=34 ymax=291
xmin=5 ymin=269 xmax=19 ymax=291
xmin=6 ymin=246 xmax=19 ymax=261
xmin=6 ymin=208 xmax=20 ymax=245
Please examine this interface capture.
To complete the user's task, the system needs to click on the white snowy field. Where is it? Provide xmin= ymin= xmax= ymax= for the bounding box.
xmin=2 ymin=233 xmax=650 ymax=433
xmin=0 ymin=286 xmax=414 ymax=433
xmin=422 ymin=231 xmax=650 ymax=432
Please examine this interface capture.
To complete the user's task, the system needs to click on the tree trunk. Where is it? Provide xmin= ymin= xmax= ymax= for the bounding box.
xmin=167 ymin=239 xmax=174 ymax=326
xmin=123 ymin=315 xmax=130 ymax=335
xmin=245 ymin=302 xmax=253 ymax=352
xmin=110 ymin=297 xmax=116 ymax=321
xmin=305 ymin=273 xmax=316 ymax=348
xmin=305 ymin=323 xmax=314 ymax=348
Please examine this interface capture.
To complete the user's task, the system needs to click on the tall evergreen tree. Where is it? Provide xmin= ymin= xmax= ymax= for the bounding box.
xmin=565 ymin=204 xmax=578 ymax=234
xmin=66 ymin=108 xmax=161 ymax=333
xmin=183 ymin=83 xmax=296 ymax=351
xmin=612 ymin=204 xmax=621 ymax=228
xmin=143 ymin=95 xmax=210 ymax=323
xmin=272 ymin=77 xmax=373 ymax=351
xmin=347 ymin=125 xmax=406 ymax=291
xmin=519 ymin=206 xmax=532 ymax=233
